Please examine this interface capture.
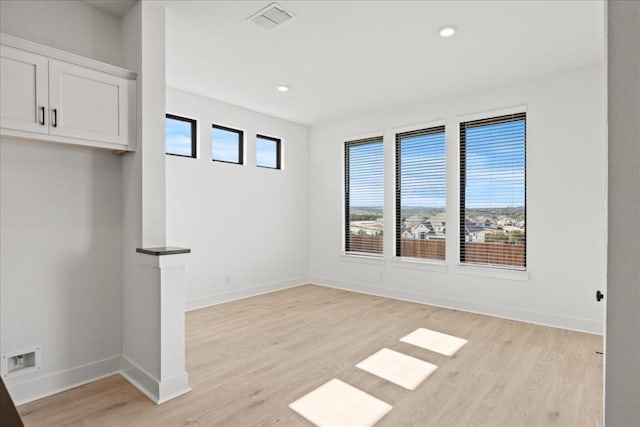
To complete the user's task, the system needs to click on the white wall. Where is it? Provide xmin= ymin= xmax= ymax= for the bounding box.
xmin=309 ymin=64 xmax=606 ymax=334
xmin=0 ymin=140 xmax=123 ymax=403
xmin=165 ymin=88 xmax=310 ymax=309
xmin=605 ymin=1 xmax=640 ymax=424
xmin=0 ymin=0 xmax=123 ymax=68
xmin=0 ymin=0 xmax=124 ymax=403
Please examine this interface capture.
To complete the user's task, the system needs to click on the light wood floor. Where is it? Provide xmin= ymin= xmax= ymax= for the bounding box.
xmin=18 ymin=285 xmax=603 ymax=426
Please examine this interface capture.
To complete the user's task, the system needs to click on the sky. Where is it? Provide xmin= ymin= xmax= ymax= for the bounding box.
xmin=348 ymin=118 xmax=525 ymax=211
xmin=166 ymin=117 xmax=278 ymax=167
xmin=399 ymin=131 xmax=446 ymax=209
xmin=256 ymin=136 xmax=278 ymax=168
xmin=348 ymin=141 xmax=385 ymax=208
xmin=211 ymin=127 xmax=242 ymax=163
xmin=464 ymin=120 xmax=525 ymax=209
xmin=165 ymin=117 xmax=193 ymax=156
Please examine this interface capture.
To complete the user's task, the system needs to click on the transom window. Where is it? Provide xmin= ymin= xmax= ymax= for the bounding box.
xmin=165 ymin=114 xmax=196 ymax=158
xmin=211 ymin=124 xmax=243 ymax=164
xmin=256 ymin=134 xmax=281 ymax=169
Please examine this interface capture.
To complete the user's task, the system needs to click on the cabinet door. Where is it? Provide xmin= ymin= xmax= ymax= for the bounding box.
xmin=0 ymin=46 xmax=49 ymax=134
xmin=48 ymin=60 xmax=129 ymax=146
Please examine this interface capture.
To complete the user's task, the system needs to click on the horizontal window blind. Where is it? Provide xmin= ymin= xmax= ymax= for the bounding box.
xmin=460 ymin=113 xmax=526 ymax=268
xmin=345 ymin=137 xmax=384 ymax=255
xmin=395 ymin=126 xmax=446 ymax=260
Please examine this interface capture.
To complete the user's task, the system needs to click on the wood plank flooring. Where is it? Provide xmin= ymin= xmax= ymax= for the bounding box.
xmin=17 ymin=285 xmax=603 ymax=426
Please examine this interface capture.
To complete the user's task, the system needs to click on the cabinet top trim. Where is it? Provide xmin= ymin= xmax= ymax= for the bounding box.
xmin=0 ymin=33 xmax=137 ymax=80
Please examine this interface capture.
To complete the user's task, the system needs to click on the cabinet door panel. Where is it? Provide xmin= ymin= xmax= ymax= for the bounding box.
xmin=49 ymin=60 xmax=128 ymax=146
xmin=0 ymin=46 xmax=48 ymax=133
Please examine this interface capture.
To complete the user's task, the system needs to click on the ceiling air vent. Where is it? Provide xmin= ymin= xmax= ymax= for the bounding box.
xmin=247 ymin=3 xmax=294 ymax=31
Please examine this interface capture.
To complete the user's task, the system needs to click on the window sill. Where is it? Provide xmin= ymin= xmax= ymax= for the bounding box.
xmin=341 ymin=253 xmax=386 ymax=266
xmin=391 ymin=257 xmax=448 ymax=272
xmin=455 ymin=263 xmax=530 ymax=281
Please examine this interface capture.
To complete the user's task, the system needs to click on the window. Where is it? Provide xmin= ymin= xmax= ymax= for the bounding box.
xmin=395 ymin=126 xmax=446 ymax=260
xmin=460 ymin=112 xmax=526 ymax=268
xmin=344 ymin=137 xmax=384 ymax=255
xmin=211 ymin=124 xmax=243 ymax=164
xmin=165 ymin=114 xmax=196 ymax=157
xmin=256 ymin=134 xmax=281 ymax=169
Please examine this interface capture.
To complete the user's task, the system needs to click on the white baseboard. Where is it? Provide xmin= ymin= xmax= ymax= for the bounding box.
xmin=119 ymin=356 xmax=190 ymax=404
xmin=8 ymin=355 xmax=192 ymax=406
xmin=119 ymin=355 xmax=160 ymax=403
xmin=309 ymin=276 xmax=603 ymax=335
xmin=157 ymin=371 xmax=191 ymax=404
xmin=185 ymin=277 xmax=308 ymax=312
xmin=6 ymin=355 xmax=122 ymax=406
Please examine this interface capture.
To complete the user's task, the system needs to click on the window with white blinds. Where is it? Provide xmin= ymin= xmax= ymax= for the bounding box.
xmin=460 ymin=112 xmax=526 ymax=269
xmin=395 ymin=126 xmax=446 ymax=260
xmin=344 ymin=137 xmax=384 ymax=255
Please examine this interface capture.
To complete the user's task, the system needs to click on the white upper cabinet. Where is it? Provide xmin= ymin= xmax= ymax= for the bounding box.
xmin=0 ymin=34 xmax=136 ymax=151
xmin=49 ymin=60 xmax=129 ymax=146
xmin=0 ymin=46 xmax=48 ymax=134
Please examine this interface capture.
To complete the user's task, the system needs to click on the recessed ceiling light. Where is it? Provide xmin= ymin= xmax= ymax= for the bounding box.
xmin=277 ymin=85 xmax=289 ymax=92
xmin=439 ymin=25 xmax=457 ymax=38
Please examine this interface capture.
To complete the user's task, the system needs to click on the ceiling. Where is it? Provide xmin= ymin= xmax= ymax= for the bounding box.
xmin=84 ymin=0 xmax=135 ymax=17
xmin=165 ymin=1 xmax=604 ymax=126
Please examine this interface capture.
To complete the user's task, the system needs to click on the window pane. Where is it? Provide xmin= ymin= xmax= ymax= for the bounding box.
xmin=165 ymin=115 xmax=195 ymax=157
xmin=256 ymin=135 xmax=280 ymax=169
xmin=460 ymin=113 xmax=526 ymax=268
xmin=212 ymin=125 xmax=242 ymax=164
xmin=396 ymin=127 xmax=446 ymax=260
xmin=345 ymin=138 xmax=384 ymax=255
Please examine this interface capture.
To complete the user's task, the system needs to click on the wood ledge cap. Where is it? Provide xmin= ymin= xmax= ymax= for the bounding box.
xmin=136 ymin=246 xmax=191 ymax=256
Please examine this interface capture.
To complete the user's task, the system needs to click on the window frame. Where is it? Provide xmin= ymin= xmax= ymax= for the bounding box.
xmin=165 ymin=113 xmax=197 ymax=158
xmin=256 ymin=134 xmax=282 ymax=170
xmin=395 ymin=124 xmax=447 ymax=261
xmin=211 ymin=123 xmax=244 ymax=165
xmin=459 ymin=111 xmax=527 ymax=270
xmin=344 ymin=135 xmax=385 ymax=256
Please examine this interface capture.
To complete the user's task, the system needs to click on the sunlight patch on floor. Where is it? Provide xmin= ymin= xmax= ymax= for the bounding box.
xmin=289 ymin=378 xmax=392 ymax=427
xmin=356 ymin=347 xmax=438 ymax=390
xmin=400 ymin=328 xmax=468 ymax=356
